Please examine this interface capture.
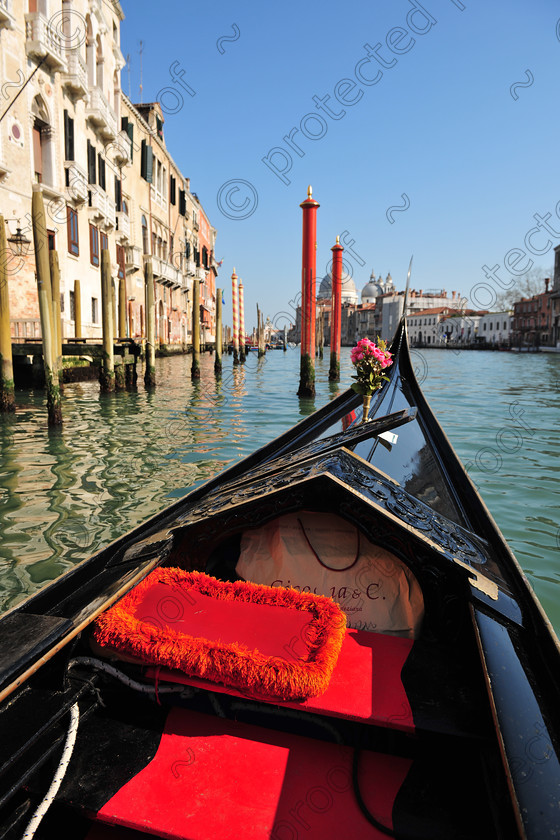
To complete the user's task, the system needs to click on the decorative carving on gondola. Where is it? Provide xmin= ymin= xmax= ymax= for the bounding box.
xmin=203 ymin=408 xmax=416 ymax=496
xmin=174 ymin=449 xmax=493 ymax=573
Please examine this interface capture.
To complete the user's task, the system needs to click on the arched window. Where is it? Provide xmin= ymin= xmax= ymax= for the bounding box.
xmin=96 ymin=34 xmax=103 ymax=90
xmin=113 ymin=69 xmax=120 ymax=117
xmin=31 ymin=95 xmax=52 ymax=184
xmin=85 ymin=16 xmax=95 ymax=87
xmin=62 ymin=0 xmax=73 ymax=42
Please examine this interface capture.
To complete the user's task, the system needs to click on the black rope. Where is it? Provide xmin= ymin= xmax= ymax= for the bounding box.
xmin=0 ymin=55 xmax=48 ymax=124
xmin=353 ymin=748 xmax=397 ymax=837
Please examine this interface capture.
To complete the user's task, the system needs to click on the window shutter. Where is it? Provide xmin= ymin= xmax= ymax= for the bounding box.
xmin=127 ymin=121 xmax=134 ymax=161
xmin=33 ymin=126 xmax=42 ymax=180
xmin=141 ymin=140 xmax=153 ymax=183
xmin=122 ymin=116 xmax=134 ymax=161
xmin=64 ymin=110 xmax=74 ymax=161
xmin=87 ymin=140 xmax=96 ymax=185
xmin=98 ymin=154 xmax=106 ymax=191
xmin=170 ymin=175 xmax=176 ymax=205
xmin=115 ymin=176 xmax=122 ymax=212
xmin=179 ymin=189 xmax=186 ymax=216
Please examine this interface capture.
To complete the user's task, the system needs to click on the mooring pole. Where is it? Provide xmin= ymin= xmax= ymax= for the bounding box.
xmin=231 ymin=268 xmax=239 ymax=365
xmin=100 ymin=249 xmax=115 ymax=392
xmin=31 ymin=190 xmax=61 ymax=425
xmin=74 ymin=279 xmax=82 ymax=339
xmin=191 ymin=276 xmax=201 ymax=380
xmin=0 ymin=216 xmax=15 ymax=412
xmin=49 ymin=249 xmax=63 ymax=381
xmin=118 ymin=275 xmax=127 ymax=339
xmin=329 ymin=235 xmax=343 ymax=381
xmin=238 ymin=280 xmax=246 ymax=364
xmin=297 ymin=185 xmax=319 ymax=397
xmin=214 ymin=287 xmax=223 ymax=376
xmin=283 ymin=324 xmax=287 ymax=352
xmin=144 ymin=258 xmax=156 ymax=389
xmin=117 ymin=273 xmax=129 ymax=388
xmin=257 ymin=304 xmax=266 ymax=358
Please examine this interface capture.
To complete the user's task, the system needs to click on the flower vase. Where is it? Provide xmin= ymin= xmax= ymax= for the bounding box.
xmin=362 ymin=394 xmax=372 ymax=423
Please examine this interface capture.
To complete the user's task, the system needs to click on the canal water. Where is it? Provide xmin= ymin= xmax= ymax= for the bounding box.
xmin=1 ymin=346 xmax=559 ymax=633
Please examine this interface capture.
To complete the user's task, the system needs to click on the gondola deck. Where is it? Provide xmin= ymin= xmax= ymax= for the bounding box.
xmin=1 ymin=320 xmax=559 ymax=840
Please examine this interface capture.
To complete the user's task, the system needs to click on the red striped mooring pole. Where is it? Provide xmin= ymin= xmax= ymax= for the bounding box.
xmin=231 ymin=268 xmax=239 ymax=365
xmin=297 ymin=185 xmax=319 ymax=397
xmin=238 ymin=280 xmax=246 ymax=364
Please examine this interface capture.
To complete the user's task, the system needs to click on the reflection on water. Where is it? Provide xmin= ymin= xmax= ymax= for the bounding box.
xmin=0 ymin=346 xmax=559 ymax=634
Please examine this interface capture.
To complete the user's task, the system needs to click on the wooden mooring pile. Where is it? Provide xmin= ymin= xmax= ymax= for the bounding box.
xmin=0 ymin=190 xmax=227 ymax=426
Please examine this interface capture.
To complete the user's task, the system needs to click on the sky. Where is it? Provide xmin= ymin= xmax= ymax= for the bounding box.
xmin=119 ymin=0 xmax=560 ymax=331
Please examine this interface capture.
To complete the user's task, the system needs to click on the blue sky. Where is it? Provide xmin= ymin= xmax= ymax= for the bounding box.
xmin=120 ymin=0 xmax=560 ymax=329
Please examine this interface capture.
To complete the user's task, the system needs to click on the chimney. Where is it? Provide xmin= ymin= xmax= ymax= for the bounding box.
xmin=545 ymin=277 xmax=550 ymax=292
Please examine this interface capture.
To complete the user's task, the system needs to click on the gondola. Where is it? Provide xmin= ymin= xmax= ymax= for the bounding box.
xmin=1 ymin=317 xmax=559 ymax=840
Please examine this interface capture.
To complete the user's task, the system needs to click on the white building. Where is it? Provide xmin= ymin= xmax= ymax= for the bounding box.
xmin=476 ymin=312 xmax=512 ymax=346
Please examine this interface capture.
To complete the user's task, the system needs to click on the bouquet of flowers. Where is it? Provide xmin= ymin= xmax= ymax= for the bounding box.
xmin=350 ymin=337 xmax=393 ymax=396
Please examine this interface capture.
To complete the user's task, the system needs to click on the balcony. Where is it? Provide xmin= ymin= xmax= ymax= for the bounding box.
xmin=88 ymin=188 xmax=115 ymax=231
xmin=0 ymin=0 xmax=15 ymax=29
xmin=152 ymin=256 xmax=181 ymax=288
xmin=196 ymin=267 xmax=207 ymax=281
xmin=86 ymin=87 xmax=118 ymax=141
xmin=116 ymin=211 xmax=130 ymax=241
xmin=111 ymin=130 xmax=132 ymax=167
xmin=64 ymin=161 xmax=88 ymax=205
xmin=25 ymin=13 xmax=66 ymax=71
xmin=185 ymin=260 xmax=196 ymax=277
xmin=126 ymin=245 xmax=142 ymax=274
xmin=61 ymin=51 xmax=88 ymax=100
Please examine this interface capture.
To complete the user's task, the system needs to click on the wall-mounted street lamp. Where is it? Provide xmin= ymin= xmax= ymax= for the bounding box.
xmin=6 ymin=219 xmax=31 ymax=256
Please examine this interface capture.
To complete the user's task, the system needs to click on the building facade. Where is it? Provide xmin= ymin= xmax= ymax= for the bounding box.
xmin=511 ymin=281 xmax=552 ymax=348
xmin=549 ymin=248 xmax=560 ymax=348
xmin=0 ymin=0 xmax=217 ymax=347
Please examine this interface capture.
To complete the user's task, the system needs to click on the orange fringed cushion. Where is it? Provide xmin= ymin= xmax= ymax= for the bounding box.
xmin=93 ymin=569 xmax=347 ymax=701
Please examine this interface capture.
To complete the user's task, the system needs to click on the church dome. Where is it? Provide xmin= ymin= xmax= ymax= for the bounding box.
xmin=362 ymin=280 xmax=383 ymax=303
xmin=318 ymin=270 xmax=359 ymax=305
xmin=361 ymin=269 xmax=395 ymax=303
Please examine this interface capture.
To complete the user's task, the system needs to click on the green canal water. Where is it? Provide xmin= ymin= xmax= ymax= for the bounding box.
xmin=1 ymin=346 xmax=559 ymax=633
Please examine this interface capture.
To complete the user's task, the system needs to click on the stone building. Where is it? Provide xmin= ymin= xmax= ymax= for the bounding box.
xmin=0 ymin=0 xmax=217 ymax=347
xmin=550 ymin=247 xmax=560 ymax=348
xmin=476 ymin=312 xmax=512 ymax=346
xmin=288 ymin=271 xmax=468 ymax=347
xmin=511 ymin=279 xmax=553 ymax=348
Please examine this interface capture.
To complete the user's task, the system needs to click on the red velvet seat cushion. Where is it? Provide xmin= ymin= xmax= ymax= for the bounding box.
xmin=93 ymin=569 xmax=346 ymax=701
